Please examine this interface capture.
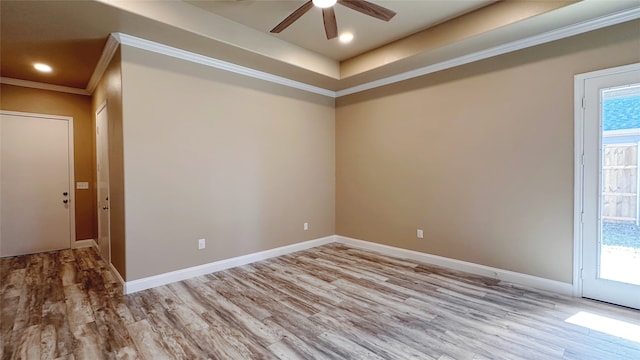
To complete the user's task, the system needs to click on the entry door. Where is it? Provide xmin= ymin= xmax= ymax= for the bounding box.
xmin=0 ymin=111 xmax=74 ymax=257
xmin=96 ymin=103 xmax=111 ymax=263
xmin=579 ymin=63 xmax=640 ymax=309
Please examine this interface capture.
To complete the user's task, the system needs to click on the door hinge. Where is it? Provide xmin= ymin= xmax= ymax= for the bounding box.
xmin=580 ymin=211 xmax=584 ymax=224
xmin=581 ymin=153 xmax=584 ymax=166
xmin=582 ymin=96 xmax=586 ymax=109
xmin=580 ymin=268 xmax=584 ymax=279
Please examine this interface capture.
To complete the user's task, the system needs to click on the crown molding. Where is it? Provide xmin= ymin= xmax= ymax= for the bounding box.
xmin=3 ymin=6 xmax=637 ymax=99
xmin=110 ymin=5 xmax=639 ymax=99
xmin=336 ymin=6 xmax=640 ymax=97
xmin=113 ymin=33 xmax=337 ymax=98
xmin=86 ymin=33 xmax=120 ymax=94
xmin=0 ymin=77 xmax=89 ymax=96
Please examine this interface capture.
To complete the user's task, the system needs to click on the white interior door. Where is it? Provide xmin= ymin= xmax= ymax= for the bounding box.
xmin=578 ymin=63 xmax=640 ymax=309
xmin=0 ymin=111 xmax=74 ymax=257
xmin=96 ymin=103 xmax=111 ymax=263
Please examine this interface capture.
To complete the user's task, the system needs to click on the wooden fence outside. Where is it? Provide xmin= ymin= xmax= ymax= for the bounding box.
xmin=602 ymin=143 xmax=638 ymax=223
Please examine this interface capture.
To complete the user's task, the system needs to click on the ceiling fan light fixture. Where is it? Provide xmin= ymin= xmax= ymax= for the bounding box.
xmin=339 ymin=32 xmax=354 ymax=43
xmin=312 ymin=0 xmax=337 ymax=9
xmin=271 ymin=0 xmax=395 ymax=39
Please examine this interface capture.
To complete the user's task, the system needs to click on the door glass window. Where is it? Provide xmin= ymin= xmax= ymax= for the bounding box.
xmin=600 ymin=85 xmax=640 ymax=286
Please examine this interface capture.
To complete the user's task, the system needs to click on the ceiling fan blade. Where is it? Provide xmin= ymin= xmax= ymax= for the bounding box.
xmin=337 ymin=0 xmax=396 ymax=21
xmin=322 ymin=7 xmax=338 ymax=39
xmin=270 ymin=1 xmax=314 ymax=33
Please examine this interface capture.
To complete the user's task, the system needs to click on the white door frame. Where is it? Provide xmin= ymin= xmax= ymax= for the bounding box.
xmin=96 ymin=101 xmax=111 ymax=263
xmin=0 ymin=110 xmax=76 ymax=252
xmin=573 ymin=62 xmax=640 ymax=297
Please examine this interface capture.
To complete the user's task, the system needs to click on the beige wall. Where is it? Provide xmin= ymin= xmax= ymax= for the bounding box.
xmin=92 ymin=47 xmax=126 ymax=278
xmin=0 ymin=84 xmax=96 ymax=241
xmin=120 ymin=46 xmax=335 ymax=280
xmin=336 ymin=20 xmax=640 ymax=283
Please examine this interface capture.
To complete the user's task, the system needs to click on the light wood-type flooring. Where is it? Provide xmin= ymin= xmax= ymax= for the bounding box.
xmin=2 ymin=243 xmax=640 ymax=359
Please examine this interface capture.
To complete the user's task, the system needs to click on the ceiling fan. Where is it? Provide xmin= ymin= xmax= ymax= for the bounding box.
xmin=270 ymin=0 xmax=396 ymax=40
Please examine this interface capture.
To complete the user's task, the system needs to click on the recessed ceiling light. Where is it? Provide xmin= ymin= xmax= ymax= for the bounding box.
xmin=312 ymin=0 xmax=337 ymax=8
xmin=33 ymin=63 xmax=53 ymax=73
xmin=339 ymin=32 xmax=354 ymax=44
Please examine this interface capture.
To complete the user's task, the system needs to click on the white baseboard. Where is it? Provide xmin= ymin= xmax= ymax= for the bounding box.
xmin=335 ymin=235 xmax=573 ymax=296
xmin=119 ymin=234 xmax=572 ymax=296
xmin=79 ymin=238 xmax=126 ymax=294
xmin=124 ymin=235 xmax=336 ymax=294
xmin=73 ymin=239 xmax=97 ymax=249
xmin=110 ymin=262 xmax=126 ymax=292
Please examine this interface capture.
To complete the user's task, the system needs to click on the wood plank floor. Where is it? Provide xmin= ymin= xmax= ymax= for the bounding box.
xmin=2 ymin=243 xmax=640 ymax=360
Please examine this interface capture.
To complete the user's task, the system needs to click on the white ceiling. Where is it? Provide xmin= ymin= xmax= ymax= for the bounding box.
xmin=185 ymin=0 xmax=494 ymax=61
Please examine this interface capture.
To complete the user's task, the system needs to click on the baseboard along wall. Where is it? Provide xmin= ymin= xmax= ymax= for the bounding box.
xmin=72 ymin=239 xmax=97 ymax=249
xmin=335 ymin=236 xmax=573 ymax=296
xmin=115 ymin=234 xmax=573 ymax=296
xmin=123 ymin=236 xmax=335 ymax=294
xmin=73 ymin=239 xmax=127 ymax=292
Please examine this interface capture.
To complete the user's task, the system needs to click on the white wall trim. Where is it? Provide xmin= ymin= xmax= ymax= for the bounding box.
xmin=0 ymin=110 xmax=73 ymax=122
xmin=121 ymin=234 xmax=574 ymax=296
xmin=336 ymin=6 xmax=640 ymax=97
xmin=86 ymin=34 xmax=120 ymax=94
xmin=79 ymin=232 xmax=124 ymax=295
xmin=72 ymin=239 xmax=97 ymax=249
xmin=112 ymin=33 xmax=337 ymax=99
xmin=110 ymin=262 xmax=126 ymax=292
xmin=123 ymin=235 xmax=336 ymax=294
xmin=108 ymin=6 xmax=639 ymax=99
xmin=67 ymin=115 xmax=76 ymax=252
xmin=2 ymin=7 xmax=637 ymax=99
xmin=575 ymin=62 xmax=640 ymax=81
xmin=0 ymin=77 xmax=89 ymax=96
xmin=574 ymin=71 xmax=586 ymax=298
xmin=336 ymin=235 xmax=574 ymax=296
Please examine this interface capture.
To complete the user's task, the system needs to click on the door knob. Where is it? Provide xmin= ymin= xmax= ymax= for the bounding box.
xmin=63 ymin=199 xmax=69 ymax=204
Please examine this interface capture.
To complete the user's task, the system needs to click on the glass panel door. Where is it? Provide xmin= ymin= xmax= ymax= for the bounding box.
xmin=581 ymin=64 xmax=640 ymax=309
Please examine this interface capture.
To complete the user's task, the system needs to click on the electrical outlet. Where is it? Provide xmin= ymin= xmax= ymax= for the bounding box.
xmin=198 ymin=238 xmax=206 ymax=250
xmin=304 ymin=222 xmax=309 ymax=231
xmin=417 ymin=229 xmax=424 ymax=239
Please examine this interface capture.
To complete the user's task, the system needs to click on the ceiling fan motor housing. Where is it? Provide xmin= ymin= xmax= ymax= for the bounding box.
xmin=271 ymin=0 xmax=396 ymax=40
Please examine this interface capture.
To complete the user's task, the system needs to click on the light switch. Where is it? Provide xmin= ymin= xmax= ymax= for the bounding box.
xmin=76 ymin=182 xmax=89 ymax=190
